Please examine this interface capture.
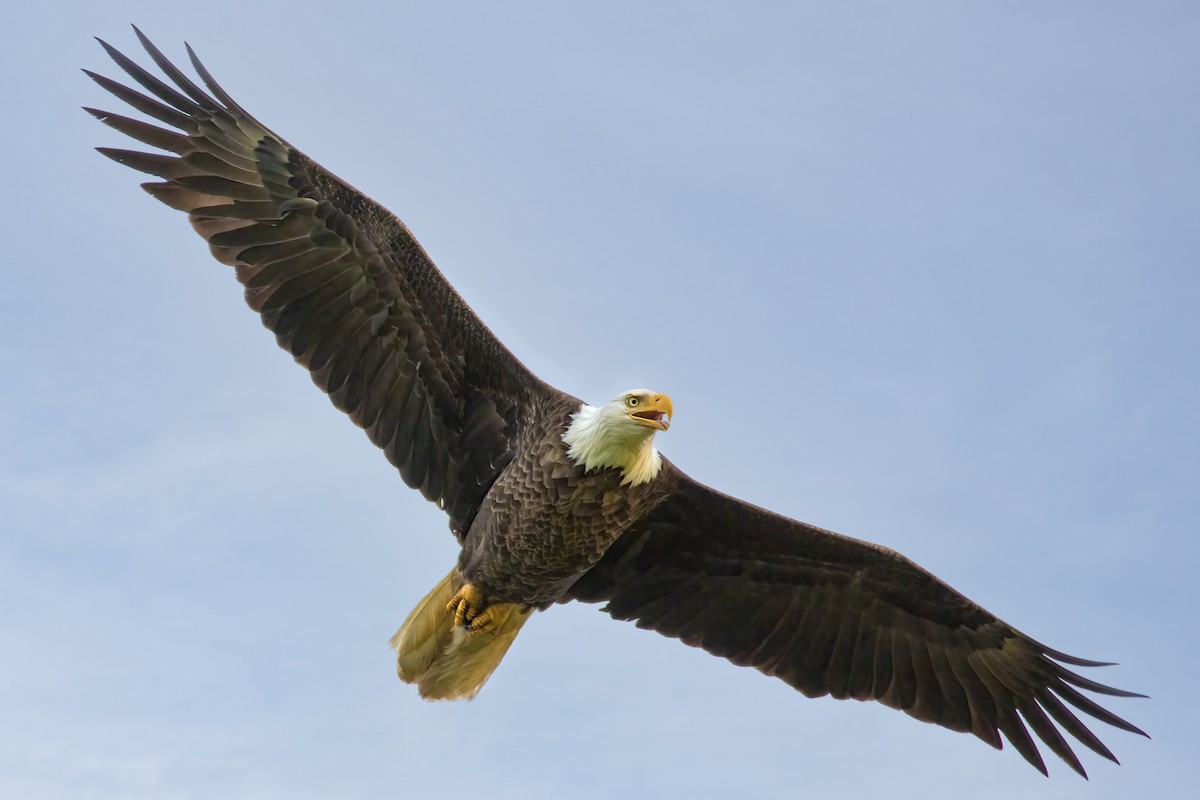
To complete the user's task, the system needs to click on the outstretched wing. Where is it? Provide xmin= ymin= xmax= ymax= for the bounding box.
xmin=87 ymin=28 xmax=572 ymax=537
xmin=567 ymin=468 xmax=1146 ymax=777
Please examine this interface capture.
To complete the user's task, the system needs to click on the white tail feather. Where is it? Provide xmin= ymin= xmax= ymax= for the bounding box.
xmin=390 ymin=569 xmax=530 ymax=701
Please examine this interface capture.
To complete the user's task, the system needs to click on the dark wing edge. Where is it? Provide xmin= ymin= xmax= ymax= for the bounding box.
xmin=567 ymin=468 xmax=1147 ymax=778
xmin=86 ymin=27 xmax=571 ymax=537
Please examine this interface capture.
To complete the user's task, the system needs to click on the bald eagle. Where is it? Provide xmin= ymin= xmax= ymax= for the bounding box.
xmin=88 ymin=28 xmax=1145 ymax=778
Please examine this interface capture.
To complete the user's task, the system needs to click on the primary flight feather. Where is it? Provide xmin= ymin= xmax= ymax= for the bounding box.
xmin=87 ymin=27 xmax=1146 ymax=778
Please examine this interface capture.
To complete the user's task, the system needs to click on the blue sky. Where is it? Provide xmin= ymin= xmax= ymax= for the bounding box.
xmin=2 ymin=2 xmax=1195 ymax=797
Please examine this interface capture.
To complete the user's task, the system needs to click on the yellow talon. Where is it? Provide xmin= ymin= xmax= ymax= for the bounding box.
xmin=468 ymin=609 xmax=496 ymax=635
xmin=447 ymin=582 xmax=490 ymax=632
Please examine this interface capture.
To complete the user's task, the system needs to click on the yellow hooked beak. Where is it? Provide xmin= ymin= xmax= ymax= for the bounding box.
xmin=629 ymin=393 xmax=673 ymax=431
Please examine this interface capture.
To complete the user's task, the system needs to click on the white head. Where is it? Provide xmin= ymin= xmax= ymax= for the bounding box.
xmin=561 ymin=388 xmax=674 ymax=486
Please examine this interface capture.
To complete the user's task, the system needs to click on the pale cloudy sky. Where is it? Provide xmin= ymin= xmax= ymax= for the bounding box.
xmin=2 ymin=2 xmax=1195 ymax=798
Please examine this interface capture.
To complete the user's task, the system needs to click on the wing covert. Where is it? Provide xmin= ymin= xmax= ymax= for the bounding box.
xmin=567 ymin=469 xmax=1146 ymax=777
xmin=87 ymin=29 xmax=571 ymax=536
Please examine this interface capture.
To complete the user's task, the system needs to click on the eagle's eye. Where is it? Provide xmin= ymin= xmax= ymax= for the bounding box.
xmin=627 ymin=396 xmax=639 ymax=407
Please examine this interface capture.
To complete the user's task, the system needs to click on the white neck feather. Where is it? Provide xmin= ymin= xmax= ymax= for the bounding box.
xmin=562 ymin=402 xmax=663 ymax=486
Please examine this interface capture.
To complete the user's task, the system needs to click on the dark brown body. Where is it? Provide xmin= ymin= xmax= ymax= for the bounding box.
xmin=460 ymin=395 xmax=676 ymax=607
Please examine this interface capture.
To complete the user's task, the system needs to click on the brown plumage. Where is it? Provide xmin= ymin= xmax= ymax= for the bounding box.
xmin=88 ymin=27 xmax=1146 ymax=778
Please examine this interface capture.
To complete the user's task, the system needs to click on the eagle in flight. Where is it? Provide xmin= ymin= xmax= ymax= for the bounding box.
xmin=87 ymin=27 xmax=1146 ymax=779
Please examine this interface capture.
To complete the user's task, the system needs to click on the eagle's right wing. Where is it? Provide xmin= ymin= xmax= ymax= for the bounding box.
xmin=568 ymin=468 xmax=1147 ymax=777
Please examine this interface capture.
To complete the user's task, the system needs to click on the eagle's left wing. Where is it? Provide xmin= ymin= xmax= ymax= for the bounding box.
xmin=86 ymin=29 xmax=574 ymax=539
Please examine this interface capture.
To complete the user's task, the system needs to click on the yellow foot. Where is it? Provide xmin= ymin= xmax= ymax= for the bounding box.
xmin=447 ymin=583 xmax=496 ymax=634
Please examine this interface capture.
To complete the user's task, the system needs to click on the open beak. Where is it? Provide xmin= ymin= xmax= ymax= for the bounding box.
xmin=630 ymin=394 xmax=673 ymax=431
